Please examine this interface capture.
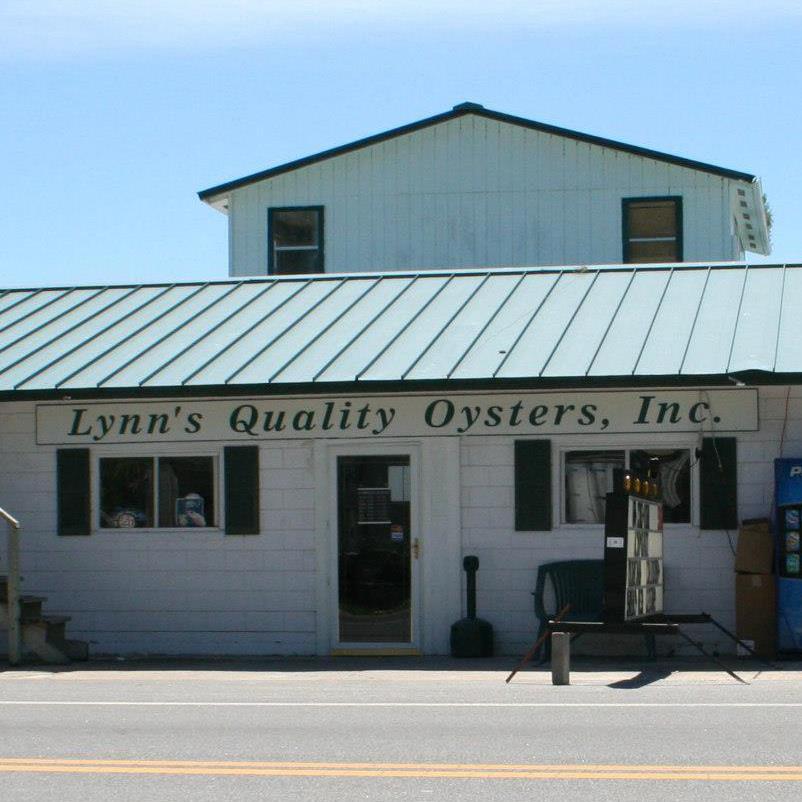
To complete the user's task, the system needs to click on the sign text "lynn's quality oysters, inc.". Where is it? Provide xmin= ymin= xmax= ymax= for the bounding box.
xmin=35 ymin=389 xmax=758 ymax=445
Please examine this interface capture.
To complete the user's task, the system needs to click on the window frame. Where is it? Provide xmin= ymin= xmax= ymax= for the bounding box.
xmin=94 ymin=449 xmax=222 ymax=533
xmin=267 ymin=205 xmax=325 ymax=275
xmin=622 ymin=196 xmax=683 ymax=264
xmin=558 ymin=443 xmax=697 ymax=528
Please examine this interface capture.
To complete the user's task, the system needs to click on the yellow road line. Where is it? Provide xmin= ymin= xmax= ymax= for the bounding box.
xmin=0 ymin=759 xmax=801 ymax=781
xmin=2 ymin=758 xmax=802 ymax=772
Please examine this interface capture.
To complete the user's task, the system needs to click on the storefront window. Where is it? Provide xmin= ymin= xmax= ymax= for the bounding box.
xmin=630 ymin=448 xmax=691 ymax=524
xmin=158 ymin=457 xmax=215 ymax=527
xmin=564 ymin=450 xmax=625 ymax=524
xmin=100 ymin=457 xmax=154 ymax=528
xmin=563 ymin=448 xmax=692 ymax=524
xmin=99 ymin=456 xmax=215 ymax=529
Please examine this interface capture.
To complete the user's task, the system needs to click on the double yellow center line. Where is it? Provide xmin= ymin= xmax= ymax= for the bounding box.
xmin=0 ymin=759 xmax=801 ymax=781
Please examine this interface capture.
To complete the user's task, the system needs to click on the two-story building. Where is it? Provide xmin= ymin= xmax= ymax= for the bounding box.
xmin=200 ymin=102 xmax=769 ymax=275
xmin=2 ymin=102 xmax=797 ymax=661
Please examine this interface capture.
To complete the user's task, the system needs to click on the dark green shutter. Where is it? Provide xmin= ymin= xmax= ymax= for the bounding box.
xmin=515 ymin=440 xmax=552 ymax=531
xmin=224 ymin=445 xmax=260 ymax=535
xmin=57 ymin=449 xmax=91 ymax=536
xmin=700 ymin=437 xmax=737 ymax=530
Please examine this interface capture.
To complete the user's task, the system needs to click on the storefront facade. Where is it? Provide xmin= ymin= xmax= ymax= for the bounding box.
xmin=1 ymin=374 xmax=797 ymax=657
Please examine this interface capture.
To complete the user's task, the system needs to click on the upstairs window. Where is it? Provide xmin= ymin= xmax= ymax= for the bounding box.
xmin=268 ymin=206 xmax=324 ymax=274
xmin=623 ymin=197 xmax=682 ymax=263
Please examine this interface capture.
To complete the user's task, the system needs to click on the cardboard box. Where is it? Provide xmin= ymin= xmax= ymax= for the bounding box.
xmin=735 ymin=518 xmax=774 ymax=575
xmin=735 ymin=573 xmax=776 ymax=659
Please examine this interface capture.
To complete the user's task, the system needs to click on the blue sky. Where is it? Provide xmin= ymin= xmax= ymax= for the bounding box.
xmin=2 ymin=1 xmax=801 ymax=288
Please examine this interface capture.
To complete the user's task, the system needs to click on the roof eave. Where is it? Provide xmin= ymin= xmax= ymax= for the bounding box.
xmin=4 ymin=370 xmax=802 ymax=405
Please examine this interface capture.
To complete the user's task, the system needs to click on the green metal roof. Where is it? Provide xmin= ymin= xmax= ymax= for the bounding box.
xmin=0 ymin=264 xmax=799 ymax=396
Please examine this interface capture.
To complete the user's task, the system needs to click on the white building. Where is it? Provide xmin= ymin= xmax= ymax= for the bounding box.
xmin=199 ymin=103 xmax=770 ymax=276
xmin=0 ymin=104 xmax=794 ymax=661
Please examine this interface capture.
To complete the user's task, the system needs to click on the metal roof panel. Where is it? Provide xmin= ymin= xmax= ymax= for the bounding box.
xmin=274 ymin=277 xmax=414 ymax=384
xmin=56 ymin=285 xmax=214 ymax=388
xmin=634 ymin=270 xmax=709 ymax=375
xmin=404 ymin=274 xmax=522 ymax=380
xmin=171 ymin=280 xmax=310 ymax=386
xmin=0 ymin=289 xmax=101 ymax=352
xmin=0 ymin=289 xmax=75 ymax=335
xmin=314 ymin=275 xmax=450 ymax=382
xmin=0 ymin=287 xmax=134 ymax=382
xmin=495 ymin=272 xmax=592 ymax=378
xmin=181 ymin=280 xmax=340 ymax=386
xmin=680 ymin=268 xmax=746 ymax=375
xmin=233 ymin=278 xmax=381 ymax=385
xmin=0 ymin=264 xmax=799 ymax=392
xmin=449 ymin=272 xmax=559 ymax=379
xmin=775 ymin=267 xmax=802 ymax=373
xmin=541 ymin=271 xmax=634 ymax=377
xmin=728 ymin=266 xmax=785 ymax=373
xmin=587 ymin=270 xmax=672 ymax=376
xmin=139 ymin=282 xmax=280 ymax=386
xmin=358 ymin=276 xmax=487 ymax=381
xmin=15 ymin=286 xmax=174 ymax=390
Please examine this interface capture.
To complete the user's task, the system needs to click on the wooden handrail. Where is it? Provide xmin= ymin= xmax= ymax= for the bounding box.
xmin=0 ymin=507 xmax=20 ymax=530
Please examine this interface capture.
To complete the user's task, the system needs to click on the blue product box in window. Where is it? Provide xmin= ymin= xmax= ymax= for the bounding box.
xmin=786 ymin=508 xmax=800 ymax=530
xmin=176 ymin=494 xmax=206 ymax=527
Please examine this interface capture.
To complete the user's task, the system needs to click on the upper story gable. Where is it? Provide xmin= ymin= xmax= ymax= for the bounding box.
xmin=199 ymin=103 xmax=770 ymax=277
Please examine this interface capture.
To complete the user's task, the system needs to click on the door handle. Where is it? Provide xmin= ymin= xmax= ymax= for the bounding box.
xmin=412 ymin=538 xmax=421 ymax=559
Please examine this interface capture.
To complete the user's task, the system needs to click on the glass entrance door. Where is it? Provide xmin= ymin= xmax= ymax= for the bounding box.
xmin=337 ymin=455 xmax=412 ymax=644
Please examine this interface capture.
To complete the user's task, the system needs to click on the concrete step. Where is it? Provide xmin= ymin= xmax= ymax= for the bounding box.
xmin=41 ymin=615 xmax=71 ymax=645
xmin=1 ymin=574 xmax=88 ymax=664
xmin=19 ymin=595 xmax=47 ymax=622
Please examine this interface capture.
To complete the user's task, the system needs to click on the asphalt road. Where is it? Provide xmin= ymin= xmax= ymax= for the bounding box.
xmin=1 ymin=659 xmax=801 ymax=801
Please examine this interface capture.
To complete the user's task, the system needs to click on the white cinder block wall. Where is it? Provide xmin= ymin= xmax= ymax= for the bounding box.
xmin=0 ymin=386 xmax=799 ymax=656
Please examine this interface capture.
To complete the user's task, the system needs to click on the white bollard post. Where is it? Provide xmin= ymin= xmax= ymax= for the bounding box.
xmin=551 ymin=632 xmax=570 ymax=686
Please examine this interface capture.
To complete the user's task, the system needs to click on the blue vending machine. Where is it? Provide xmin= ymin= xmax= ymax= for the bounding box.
xmin=775 ymin=458 xmax=802 ymax=652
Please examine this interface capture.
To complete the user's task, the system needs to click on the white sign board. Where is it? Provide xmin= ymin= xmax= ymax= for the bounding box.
xmin=36 ymin=388 xmax=758 ymax=445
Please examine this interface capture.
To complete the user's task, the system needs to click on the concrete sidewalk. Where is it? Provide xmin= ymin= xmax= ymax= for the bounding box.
xmin=2 ymin=655 xmax=800 ymax=686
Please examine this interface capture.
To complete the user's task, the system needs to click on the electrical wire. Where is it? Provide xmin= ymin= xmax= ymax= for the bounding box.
xmin=704 ymin=390 xmax=737 ymax=556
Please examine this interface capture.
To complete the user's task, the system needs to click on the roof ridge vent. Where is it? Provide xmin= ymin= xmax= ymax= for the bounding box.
xmin=452 ymin=102 xmax=485 ymax=112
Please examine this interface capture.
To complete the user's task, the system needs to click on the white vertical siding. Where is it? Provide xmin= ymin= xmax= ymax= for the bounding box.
xmin=226 ymin=116 xmax=742 ymax=276
xmin=1 ymin=387 xmax=791 ymax=657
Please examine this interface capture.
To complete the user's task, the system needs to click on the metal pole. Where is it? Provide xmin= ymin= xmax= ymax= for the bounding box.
xmin=505 ymin=604 xmax=571 ymax=684
xmin=463 ymin=556 xmax=478 ymax=621
xmin=675 ymin=628 xmax=747 ymax=685
xmin=1 ymin=507 xmax=21 ymax=666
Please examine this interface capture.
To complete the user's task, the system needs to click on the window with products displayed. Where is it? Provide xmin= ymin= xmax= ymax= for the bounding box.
xmin=563 ymin=447 xmax=691 ymax=525
xmin=99 ymin=456 xmax=216 ymax=529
